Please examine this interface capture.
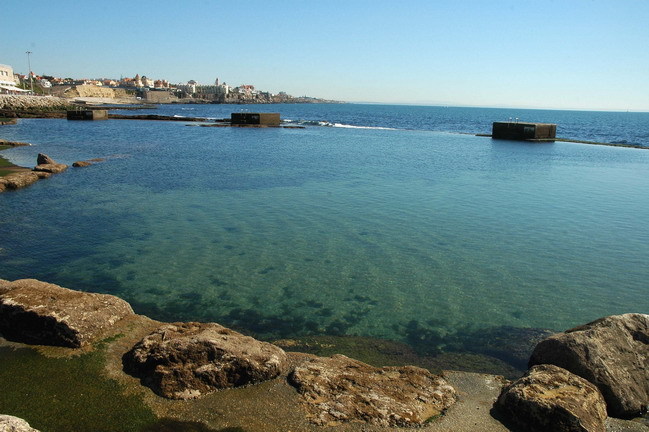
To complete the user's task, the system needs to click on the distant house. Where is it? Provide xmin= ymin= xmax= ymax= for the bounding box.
xmin=154 ymin=79 xmax=169 ymax=89
xmin=141 ymin=76 xmax=154 ymax=88
xmin=120 ymin=77 xmax=136 ymax=87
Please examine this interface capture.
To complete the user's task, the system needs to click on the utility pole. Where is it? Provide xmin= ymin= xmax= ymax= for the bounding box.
xmin=26 ymin=51 xmax=33 ymax=94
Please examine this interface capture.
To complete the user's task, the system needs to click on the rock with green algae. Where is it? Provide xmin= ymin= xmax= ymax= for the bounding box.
xmin=0 ymin=279 xmax=134 ymax=348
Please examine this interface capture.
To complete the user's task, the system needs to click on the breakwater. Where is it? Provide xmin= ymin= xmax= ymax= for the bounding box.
xmin=0 ymin=95 xmax=74 ymax=112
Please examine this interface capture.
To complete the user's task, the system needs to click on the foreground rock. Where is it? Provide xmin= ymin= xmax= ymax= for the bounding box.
xmin=0 ymin=415 xmax=40 ymax=432
xmin=0 ymin=279 xmax=134 ymax=348
xmin=496 ymin=364 xmax=607 ymax=432
xmin=529 ymin=313 xmax=649 ymax=417
xmin=122 ymin=322 xmax=288 ymax=399
xmin=289 ymin=354 xmax=457 ymax=427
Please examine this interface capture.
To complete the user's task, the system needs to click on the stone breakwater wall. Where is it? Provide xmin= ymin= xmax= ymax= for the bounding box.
xmin=0 ymin=95 xmax=73 ymax=111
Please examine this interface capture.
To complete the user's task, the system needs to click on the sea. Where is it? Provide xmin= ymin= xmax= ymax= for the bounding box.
xmin=1 ymin=103 xmax=649 ymax=368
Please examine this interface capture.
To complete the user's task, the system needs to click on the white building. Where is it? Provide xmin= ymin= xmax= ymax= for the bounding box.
xmin=0 ymin=64 xmax=28 ymax=93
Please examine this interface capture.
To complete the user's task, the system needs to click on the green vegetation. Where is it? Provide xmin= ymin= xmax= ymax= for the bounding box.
xmin=0 ymin=345 xmax=157 ymax=432
xmin=16 ymin=81 xmax=45 ymax=95
xmin=0 ymin=147 xmax=18 ymax=177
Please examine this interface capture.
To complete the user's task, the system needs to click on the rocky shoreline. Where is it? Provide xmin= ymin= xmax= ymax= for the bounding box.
xmin=0 ymin=152 xmax=75 ymax=193
xmin=0 ymin=278 xmax=647 ymax=432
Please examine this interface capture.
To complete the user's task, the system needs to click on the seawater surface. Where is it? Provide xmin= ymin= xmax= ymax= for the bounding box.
xmin=1 ymin=104 xmax=649 ymax=359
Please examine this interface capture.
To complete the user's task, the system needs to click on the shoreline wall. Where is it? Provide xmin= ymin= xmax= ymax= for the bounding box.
xmin=0 ymin=95 xmax=74 ymax=112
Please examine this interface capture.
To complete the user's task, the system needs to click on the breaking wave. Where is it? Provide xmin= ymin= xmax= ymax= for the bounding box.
xmin=284 ymin=119 xmax=398 ymax=130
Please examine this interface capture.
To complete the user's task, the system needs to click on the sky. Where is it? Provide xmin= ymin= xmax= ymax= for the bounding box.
xmin=2 ymin=0 xmax=648 ymax=111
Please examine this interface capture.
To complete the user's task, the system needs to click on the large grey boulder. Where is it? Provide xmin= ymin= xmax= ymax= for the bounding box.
xmin=0 ymin=279 xmax=134 ymax=348
xmin=496 ymin=364 xmax=607 ymax=432
xmin=122 ymin=322 xmax=288 ymax=399
xmin=289 ymin=354 xmax=457 ymax=427
xmin=529 ymin=313 xmax=649 ymax=417
xmin=0 ymin=415 xmax=40 ymax=432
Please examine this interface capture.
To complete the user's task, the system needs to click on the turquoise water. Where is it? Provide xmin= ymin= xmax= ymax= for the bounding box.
xmin=1 ymin=105 xmax=649 ymax=358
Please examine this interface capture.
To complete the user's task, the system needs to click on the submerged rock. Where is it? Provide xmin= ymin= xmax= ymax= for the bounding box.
xmin=122 ymin=322 xmax=288 ymax=399
xmin=496 ymin=364 xmax=607 ymax=432
xmin=0 ymin=415 xmax=40 ymax=432
xmin=289 ymin=354 xmax=457 ymax=427
xmin=72 ymin=160 xmax=92 ymax=167
xmin=529 ymin=313 xmax=649 ymax=417
xmin=0 ymin=279 xmax=134 ymax=348
xmin=460 ymin=325 xmax=554 ymax=370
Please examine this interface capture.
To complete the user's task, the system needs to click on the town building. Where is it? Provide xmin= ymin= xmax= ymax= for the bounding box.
xmin=0 ymin=63 xmax=28 ymax=93
xmin=141 ymin=75 xmax=154 ymax=88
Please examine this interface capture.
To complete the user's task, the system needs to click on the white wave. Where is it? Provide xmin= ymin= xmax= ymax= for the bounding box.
xmin=289 ymin=119 xmax=398 ymax=130
xmin=330 ymin=123 xmax=398 ymax=130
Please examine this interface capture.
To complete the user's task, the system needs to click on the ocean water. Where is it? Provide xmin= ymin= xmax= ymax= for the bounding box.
xmin=1 ymin=104 xmax=649 ymax=360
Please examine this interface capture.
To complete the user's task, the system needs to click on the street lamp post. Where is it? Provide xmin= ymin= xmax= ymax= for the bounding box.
xmin=25 ymin=51 xmax=33 ymax=94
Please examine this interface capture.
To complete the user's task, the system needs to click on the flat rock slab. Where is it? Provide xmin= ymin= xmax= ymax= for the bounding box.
xmin=32 ymin=163 xmax=68 ymax=174
xmin=529 ymin=313 xmax=649 ymax=417
xmin=289 ymin=354 xmax=457 ymax=427
xmin=496 ymin=364 xmax=607 ymax=432
xmin=0 ymin=172 xmax=40 ymax=191
xmin=0 ymin=415 xmax=40 ymax=432
xmin=0 ymin=279 xmax=134 ymax=348
xmin=122 ymin=322 xmax=288 ymax=399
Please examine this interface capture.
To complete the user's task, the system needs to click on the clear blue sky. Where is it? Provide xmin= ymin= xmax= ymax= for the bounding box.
xmin=2 ymin=0 xmax=648 ymax=111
